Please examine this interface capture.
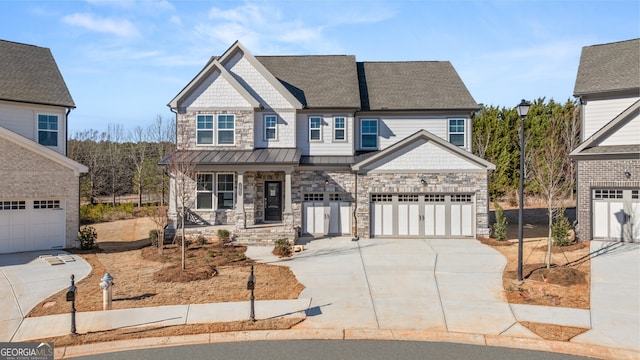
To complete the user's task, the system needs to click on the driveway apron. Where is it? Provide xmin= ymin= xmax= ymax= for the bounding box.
xmin=0 ymin=251 xmax=91 ymax=342
xmin=572 ymin=241 xmax=640 ymax=352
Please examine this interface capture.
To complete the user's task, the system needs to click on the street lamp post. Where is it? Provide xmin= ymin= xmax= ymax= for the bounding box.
xmin=516 ymin=99 xmax=530 ymax=282
xmin=247 ymin=265 xmax=256 ymax=322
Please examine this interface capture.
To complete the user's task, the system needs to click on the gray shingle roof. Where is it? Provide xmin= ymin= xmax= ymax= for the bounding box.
xmin=256 ymin=56 xmax=361 ymax=108
xmin=0 ymin=40 xmax=75 ymax=108
xmin=357 ymin=61 xmax=478 ymax=111
xmin=574 ymin=38 xmax=640 ymax=96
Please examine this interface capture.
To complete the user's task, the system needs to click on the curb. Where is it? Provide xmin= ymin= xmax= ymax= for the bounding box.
xmin=54 ymin=328 xmax=640 ymax=360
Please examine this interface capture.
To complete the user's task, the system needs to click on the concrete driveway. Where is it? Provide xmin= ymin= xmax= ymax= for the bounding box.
xmin=247 ymin=238 xmax=534 ymax=337
xmin=0 ymin=250 xmax=91 ymax=341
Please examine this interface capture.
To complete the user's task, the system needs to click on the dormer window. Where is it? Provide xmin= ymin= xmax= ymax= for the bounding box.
xmin=38 ymin=114 xmax=58 ymax=147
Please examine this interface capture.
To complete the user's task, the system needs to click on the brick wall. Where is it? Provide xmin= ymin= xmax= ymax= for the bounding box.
xmin=0 ymin=136 xmax=81 ymax=248
xmin=575 ymin=158 xmax=640 ymax=240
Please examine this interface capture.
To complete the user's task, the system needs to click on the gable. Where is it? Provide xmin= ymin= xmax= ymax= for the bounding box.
xmin=180 ymin=68 xmax=255 ymax=109
xmin=352 ymin=129 xmax=494 ymax=173
xmin=599 ymin=112 xmax=639 ymax=146
xmin=362 ymin=138 xmax=483 ymax=172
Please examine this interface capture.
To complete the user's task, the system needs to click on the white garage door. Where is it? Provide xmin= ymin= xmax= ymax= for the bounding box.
xmin=592 ymin=189 xmax=639 ymax=241
xmin=303 ymin=193 xmax=351 ymax=236
xmin=371 ymin=193 xmax=474 ymax=238
xmin=0 ymin=200 xmax=66 ymax=253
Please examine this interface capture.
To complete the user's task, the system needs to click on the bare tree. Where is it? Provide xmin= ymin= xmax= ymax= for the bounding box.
xmin=149 ymin=205 xmax=168 ymax=254
xmin=530 ymin=118 xmax=570 ymax=268
xmin=104 ymin=124 xmax=127 ymax=206
xmin=127 ymin=126 xmax=150 ymax=207
xmin=167 ymin=122 xmax=195 ymax=270
xmin=149 ymin=115 xmax=175 ymax=206
xmin=69 ymin=129 xmax=106 ymax=203
xmin=560 ymin=103 xmax=581 ymax=201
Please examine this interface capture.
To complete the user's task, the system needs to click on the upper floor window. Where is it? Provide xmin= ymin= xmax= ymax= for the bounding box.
xmin=265 ymin=115 xmax=277 ymax=140
xmin=217 ymin=114 xmax=235 ymax=145
xmin=38 ymin=114 xmax=58 ymax=146
xmin=309 ymin=117 xmax=321 ymax=141
xmin=449 ymin=119 xmax=465 ymax=147
xmin=196 ymin=115 xmax=214 ymax=145
xmin=334 ymin=117 xmax=346 ymax=141
xmin=361 ymin=119 xmax=378 ymax=149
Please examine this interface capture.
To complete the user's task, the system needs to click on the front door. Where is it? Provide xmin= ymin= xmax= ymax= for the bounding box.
xmin=265 ymin=181 xmax=282 ymax=222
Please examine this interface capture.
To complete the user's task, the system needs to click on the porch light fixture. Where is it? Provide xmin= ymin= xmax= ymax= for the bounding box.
xmin=420 ymin=178 xmax=427 ymax=185
xmin=624 ymin=171 xmax=631 ymax=179
xmin=516 ymin=99 xmax=530 ymax=282
xmin=324 ymin=179 xmax=330 ymax=186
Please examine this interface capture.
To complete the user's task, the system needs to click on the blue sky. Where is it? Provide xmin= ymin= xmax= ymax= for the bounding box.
xmin=2 ymin=0 xmax=639 ymax=134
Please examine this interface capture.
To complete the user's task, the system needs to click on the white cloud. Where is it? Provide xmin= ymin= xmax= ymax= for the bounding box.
xmin=62 ymin=12 xmax=139 ymax=37
xmin=169 ymin=15 xmax=181 ymax=25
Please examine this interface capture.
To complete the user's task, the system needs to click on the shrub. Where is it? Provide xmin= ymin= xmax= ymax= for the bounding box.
xmin=493 ymin=202 xmax=508 ymax=241
xmin=196 ymin=235 xmax=207 ymax=246
xmin=217 ymin=229 xmax=231 ymax=245
xmin=149 ymin=229 xmax=159 ymax=247
xmin=77 ymin=226 xmax=98 ymax=250
xmin=552 ymin=208 xmax=572 ymax=246
xmin=273 ymin=238 xmax=292 ymax=257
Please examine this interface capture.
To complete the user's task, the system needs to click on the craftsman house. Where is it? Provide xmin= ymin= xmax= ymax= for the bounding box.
xmin=165 ymin=41 xmax=494 ymax=242
xmin=0 ymin=40 xmax=87 ymax=253
xmin=571 ymin=38 xmax=640 ymax=242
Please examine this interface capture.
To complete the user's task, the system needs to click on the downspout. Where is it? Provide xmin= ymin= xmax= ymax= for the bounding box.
xmin=65 ymin=107 xmax=71 ymax=156
xmin=352 ymin=171 xmax=359 ymax=241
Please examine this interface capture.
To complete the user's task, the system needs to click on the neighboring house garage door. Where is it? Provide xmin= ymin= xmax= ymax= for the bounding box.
xmin=371 ymin=193 xmax=474 ymax=238
xmin=592 ymin=189 xmax=639 ymax=242
xmin=0 ymin=200 xmax=66 ymax=253
xmin=302 ymin=193 xmax=352 ymax=236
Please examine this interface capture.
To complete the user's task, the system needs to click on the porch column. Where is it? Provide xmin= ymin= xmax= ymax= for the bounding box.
xmin=236 ymin=171 xmax=246 ymax=229
xmin=284 ymin=169 xmax=292 ymax=213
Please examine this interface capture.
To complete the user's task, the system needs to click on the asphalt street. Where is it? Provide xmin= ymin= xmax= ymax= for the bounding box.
xmin=71 ymin=340 xmax=597 ymax=360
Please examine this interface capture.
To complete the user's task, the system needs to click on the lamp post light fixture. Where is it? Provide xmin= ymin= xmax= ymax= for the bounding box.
xmin=66 ymin=274 xmax=77 ymax=336
xmin=516 ymin=99 xmax=531 ymax=282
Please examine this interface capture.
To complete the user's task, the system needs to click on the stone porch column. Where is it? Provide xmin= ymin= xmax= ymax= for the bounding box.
xmin=236 ymin=171 xmax=246 ymax=230
xmin=284 ymin=169 xmax=292 ymax=214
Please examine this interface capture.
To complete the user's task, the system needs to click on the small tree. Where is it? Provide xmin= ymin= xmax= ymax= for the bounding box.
xmin=552 ymin=208 xmax=572 ymax=246
xmin=493 ymin=202 xmax=508 ymax=241
xmin=149 ymin=205 xmax=168 ymax=254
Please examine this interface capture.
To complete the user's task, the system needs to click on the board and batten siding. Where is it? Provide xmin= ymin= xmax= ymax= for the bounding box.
xmin=295 ymin=113 xmax=354 ymax=156
xmin=225 ymin=51 xmax=295 ymax=110
xmin=254 ymin=110 xmax=297 ymax=148
xmin=0 ymin=100 xmax=67 ymax=155
xmin=583 ymin=96 xmax=639 ymax=140
xmin=599 ymin=114 xmax=640 ymax=146
xmin=355 ymin=115 xmax=470 ymax=152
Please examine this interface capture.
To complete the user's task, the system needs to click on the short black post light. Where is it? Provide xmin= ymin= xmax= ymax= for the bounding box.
xmin=516 ymin=99 xmax=531 ymax=282
xmin=66 ymin=274 xmax=77 ymax=336
xmin=247 ymin=264 xmax=256 ymax=322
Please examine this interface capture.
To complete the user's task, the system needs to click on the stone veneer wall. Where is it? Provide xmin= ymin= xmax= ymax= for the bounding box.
xmin=355 ymin=172 xmax=491 ymax=239
xmin=0 ymin=136 xmax=81 ymax=248
xmin=575 ymin=158 xmax=640 ymax=241
xmin=176 ymin=110 xmax=254 ymax=150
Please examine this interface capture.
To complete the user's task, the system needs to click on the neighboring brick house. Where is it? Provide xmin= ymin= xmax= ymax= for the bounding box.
xmin=570 ymin=38 xmax=640 ymax=242
xmin=0 ymin=40 xmax=87 ymax=253
xmin=164 ymin=41 xmax=494 ymax=243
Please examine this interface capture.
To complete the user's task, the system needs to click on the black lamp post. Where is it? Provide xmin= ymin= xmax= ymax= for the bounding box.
xmin=247 ymin=265 xmax=256 ymax=322
xmin=516 ymin=99 xmax=530 ymax=282
xmin=66 ymin=274 xmax=77 ymax=336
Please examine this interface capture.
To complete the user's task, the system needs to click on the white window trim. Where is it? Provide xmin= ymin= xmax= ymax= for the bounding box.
xmin=264 ymin=114 xmax=278 ymax=141
xmin=217 ymin=114 xmax=235 ymax=146
xmin=195 ymin=172 xmax=214 ymax=210
xmin=196 ymin=114 xmax=214 ymax=146
xmin=309 ymin=116 xmax=322 ymax=142
xmin=333 ymin=116 xmax=346 ymax=142
xmin=360 ymin=118 xmax=378 ymax=149
xmin=37 ymin=113 xmax=59 ymax=147
xmin=216 ymin=173 xmax=235 ymax=210
xmin=448 ymin=118 xmax=466 ymax=148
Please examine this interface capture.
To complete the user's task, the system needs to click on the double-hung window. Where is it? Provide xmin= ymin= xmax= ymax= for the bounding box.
xmin=334 ymin=117 xmax=345 ymax=141
xmin=449 ymin=119 xmax=465 ymax=147
xmin=265 ymin=115 xmax=277 ymax=140
xmin=217 ymin=174 xmax=234 ymax=209
xmin=196 ymin=174 xmax=213 ymax=209
xmin=309 ymin=117 xmax=321 ymax=141
xmin=38 ymin=114 xmax=58 ymax=146
xmin=217 ymin=114 xmax=235 ymax=145
xmin=361 ymin=119 xmax=378 ymax=149
xmin=196 ymin=115 xmax=214 ymax=145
